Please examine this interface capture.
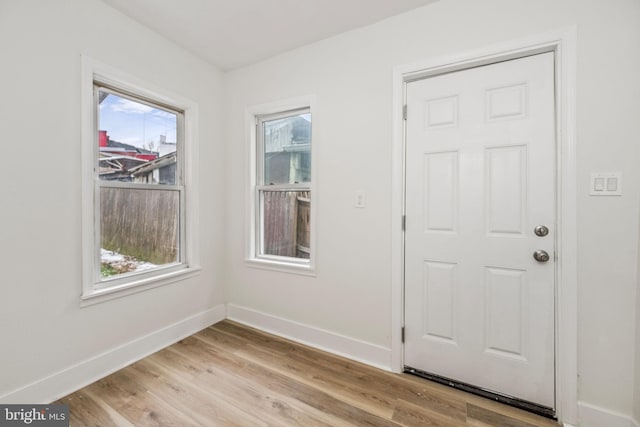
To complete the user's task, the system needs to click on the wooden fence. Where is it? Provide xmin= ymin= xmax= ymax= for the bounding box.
xmin=263 ymin=191 xmax=310 ymax=259
xmin=100 ymin=187 xmax=178 ymax=265
xmin=296 ymin=195 xmax=310 ymax=258
xmin=101 ymin=187 xmax=307 ymax=264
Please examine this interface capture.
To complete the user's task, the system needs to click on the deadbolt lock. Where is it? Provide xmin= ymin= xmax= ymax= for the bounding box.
xmin=534 ymin=225 xmax=549 ymax=237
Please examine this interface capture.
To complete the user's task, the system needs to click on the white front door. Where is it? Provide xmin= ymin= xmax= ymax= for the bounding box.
xmin=404 ymin=52 xmax=556 ymax=409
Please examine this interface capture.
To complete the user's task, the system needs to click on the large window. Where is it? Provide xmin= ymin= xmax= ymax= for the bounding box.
xmin=81 ymin=57 xmax=199 ymax=302
xmin=254 ymin=108 xmax=312 ymax=267
xmin=95 ymin=83 xmax=184 ymax=285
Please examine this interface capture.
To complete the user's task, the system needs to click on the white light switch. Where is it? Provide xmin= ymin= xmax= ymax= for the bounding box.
xmin=355 ymin=190 xmax=366 ymax=208
xmin=590 ymin=172 xmax=622 ymax=196
xmin=594 ymin=177 xmax=605 ymax=191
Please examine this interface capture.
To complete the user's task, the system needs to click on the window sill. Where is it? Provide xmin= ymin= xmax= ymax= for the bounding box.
xmin=80 ymin=265 xmax=202 ymax=307
xmin=245 ymin=258 xmax=316 ymax=277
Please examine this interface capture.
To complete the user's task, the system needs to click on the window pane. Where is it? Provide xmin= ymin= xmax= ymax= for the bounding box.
xmin=100 ymin=187 xmax=179 ymax=278
xmin=263 ymin=113 xmax=311 ymax=185
xmin=260 ymin=190 xmax=310 ymax=259
xmin=98 ymin=90 xmax=178 ymax=185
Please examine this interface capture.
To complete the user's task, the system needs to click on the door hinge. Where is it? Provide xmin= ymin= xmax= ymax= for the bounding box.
xmin=402 ymin=215 xmax=406 ymax=231
xmin=403 ymin=104 xmax=407 ymax=121
xmin=401 ymin=326 xmax=405 ymax=343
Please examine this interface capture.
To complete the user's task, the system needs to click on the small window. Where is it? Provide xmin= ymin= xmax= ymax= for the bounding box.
xmin=255 ymin=108 xmax=312 ymax=266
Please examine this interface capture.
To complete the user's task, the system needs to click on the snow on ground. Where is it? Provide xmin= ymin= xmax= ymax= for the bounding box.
xmin=101 ymin=249 xmax=157 ymax=274
xmin=101 ymin=249 xmax=127 ymax=263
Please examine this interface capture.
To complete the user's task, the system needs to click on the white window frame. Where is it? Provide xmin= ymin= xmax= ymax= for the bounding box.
xmin=81 ymin=56 xmax=201 ymax=305
xmin=246 ymin=96 xmax=316 ymax=275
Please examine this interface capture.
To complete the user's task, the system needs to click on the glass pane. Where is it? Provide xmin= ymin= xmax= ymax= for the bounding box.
xmin=98 ymin=89 xmax=178 ymax=185
xmin=263 ymin=113 xmax=311 ymax=185
xmin=100 ymin=187 xmax=179 ymax=279
xmin=261 ymin=190 xmax=311 ymax=259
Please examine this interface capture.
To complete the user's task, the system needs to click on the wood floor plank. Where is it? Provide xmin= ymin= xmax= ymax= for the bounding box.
xmin=271 ymin=337 xmax=467 ymax=423
xmin=57 ymin=321 xmax=560 ymax=427
xmin=211 ymin=321 xmax=297 ymax=355
xmin=467 ymin=403 xmax=541 ymax=427
xmin=234 ymin=340 xmax=397 ymax=418
xmin=128 ymin=359 xmax=266 ymax=427
xmin=58 ymin=390 xmax=133 ymax=427
xmin=172 ymin=336 xmax=394 ymax=426
xmin=164 ymin=339 xmax=346 ymax=426
xmin=83 ymin=370 xmax=199 ymax=426
xmin=194 ymin=324 xmax=249 ymax=353
xmin=370 ymin=373 xmax=468 ymax=422
xmin=465 ymin=400 xmax=559 ymax=427
xmin=392 ymin=399 xmax=464 ymax=427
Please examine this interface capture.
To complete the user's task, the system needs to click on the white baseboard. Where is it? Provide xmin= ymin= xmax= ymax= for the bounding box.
xmin=226 ymin=303 xmax=392 ymax=371
xmin=16 ymin=301 xmax=639 ymax=427
xmin=0 ymin=304 xmax=226 ymax=404
xmin=578 ymin=401 xmax=638 ymax=427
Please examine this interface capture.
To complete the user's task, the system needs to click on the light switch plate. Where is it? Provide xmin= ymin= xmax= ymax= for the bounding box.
xmin=355 ymin=190 xmax=366 ymax=208
xmin=590 ymin=172 xmax=622 ymax=196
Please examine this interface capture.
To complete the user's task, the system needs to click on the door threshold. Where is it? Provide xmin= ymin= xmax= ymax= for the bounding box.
xmin=404 ymin=366 xmax=556 ymax=420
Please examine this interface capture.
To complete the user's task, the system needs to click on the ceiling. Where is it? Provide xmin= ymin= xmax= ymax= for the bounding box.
xmin=101 ymin=0 xmax=438 ymax=71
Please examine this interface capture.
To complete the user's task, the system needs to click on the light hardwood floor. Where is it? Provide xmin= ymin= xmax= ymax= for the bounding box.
xmin=57 ymin=321 xmax=560 ymax=426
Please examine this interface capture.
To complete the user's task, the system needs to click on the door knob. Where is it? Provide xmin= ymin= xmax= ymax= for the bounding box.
xmin=534 ymin=225 xmax=549 ymax=237
xmin=533 ymin=250 xmax=550 ymax=262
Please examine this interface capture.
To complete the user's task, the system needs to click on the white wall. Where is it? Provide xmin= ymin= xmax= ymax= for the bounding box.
xmin=636 ymin=309 xmax=640 ymax=425
xmin=224 ymin=0 xmax=640 ymax=421
xmin=574 ymin=1 xmax=640 ymax=422
xmin=0 ymin=0 xmax=226 ymax=401
xmin=636 ymin=241 xmax=640 ymax=424
xmin=1 ymin=0 xmax=638 ymax=422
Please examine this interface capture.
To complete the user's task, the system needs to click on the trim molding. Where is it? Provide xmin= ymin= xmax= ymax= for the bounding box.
xmin=0 ymin=305 xmax=226 ymax=404
xmin=578 ymin=401 xmax=639 ymax=427
xmin=391 ymin=27 xmax=578 ymax=425
xmin=80 ymin=55 xmax=201 ymax=302
xmin=226 ymin=304 xmax=392 ymax=371
xmin=244 ymin=95 xmax=318 ymax=275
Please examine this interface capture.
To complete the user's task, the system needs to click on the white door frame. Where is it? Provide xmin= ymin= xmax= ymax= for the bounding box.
xmin=390 ymin=28 xmax=577 ymax=425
